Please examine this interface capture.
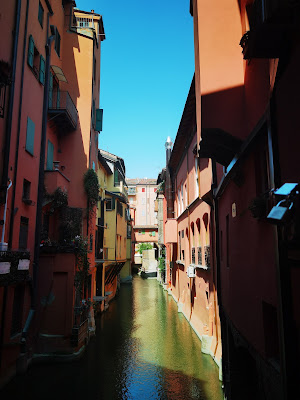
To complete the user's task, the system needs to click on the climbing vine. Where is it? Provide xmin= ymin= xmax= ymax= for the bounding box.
xmin=73 ymin=236 xmax=90 ymax=292
xmin=83 ymin=168 xmax=99 ymax=219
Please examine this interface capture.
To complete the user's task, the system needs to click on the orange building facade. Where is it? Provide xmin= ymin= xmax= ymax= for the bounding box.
xmin=0 ymin=0 xmax=104 ymax=386
xmin=190 ymin=1 xmax=300 ymax=399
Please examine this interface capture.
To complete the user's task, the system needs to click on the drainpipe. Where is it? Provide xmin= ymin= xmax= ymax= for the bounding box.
xmin=211 ymin=159 xmax=229 ymax=395
xmin=8 ymin=0 xmax=30 ymax=249
xmin=1 ymin=0 xmax=21 ymax=191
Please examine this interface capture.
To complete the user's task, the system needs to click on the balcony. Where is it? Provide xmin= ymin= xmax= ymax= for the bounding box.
xmin=240 ymin=0 xmax=300 ymax=59
xmin=48 ymin=90 xmax=78 ymax=131
xmin=165 ymin=219 xmax=177 ymax=243
xmin=0 ymin=250 xmax=30 ymax=286
xmin=128 ymin=187 xmax=136 ymax=195
xmin=44 ymin=168 xmax=70 ymax=195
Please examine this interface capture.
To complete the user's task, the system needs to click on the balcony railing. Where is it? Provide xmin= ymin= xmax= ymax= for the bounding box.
xmin=204 ymin=245 xmax=210 ymax=268
xmin=197 ymin=246 xmax=202 ymax=265
xmin=48 ymin=90 xmax=78 ymax=130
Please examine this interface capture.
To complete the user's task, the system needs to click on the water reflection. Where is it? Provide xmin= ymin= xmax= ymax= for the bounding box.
xmin=1 ymin=276 xmax=223 ymax=400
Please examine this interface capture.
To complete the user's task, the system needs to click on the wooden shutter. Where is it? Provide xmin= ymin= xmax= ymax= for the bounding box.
xmin=27 ymin=35 xmax=34 ymax=67
xmin=95 ymin=109 xmax=103 ymax=131
xmin=25 ymin=117 xmax=35 ymax=155
xmin=46 ymin=140 xmax=54 ymax=170
xmin=39 ymin=55 xmax=45 ymax=85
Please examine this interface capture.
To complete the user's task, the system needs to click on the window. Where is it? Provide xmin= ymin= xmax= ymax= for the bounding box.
xmin=154 ymin=188 xmax=157 ymax=192
xmin=46 ymin=140 xmax=54 ymax=170
xmin=178 ymin=189 xmax=181 ymax=215
xmin=11 ymin=285 xmax=25 ymax=337
xmin=19 ymin=217 xmax=29 ymax=250
xmin=142 ymin=188 xmax=145 ymax=192
xmin=25 ymin=117 xmax=35 ymax=155
xmin=27 ymin=35 xmax=45 ymax=85
xmin=141 ymin=197 xmax=146 ymax=205
xmin=55 ymin=28 xmax=61 ymax=57
xmin=95 ymin=109 xmax=103 ymax=132
xmin=22 ymin=179 xmax=31 ymax=201
xmin=127 ymin=225 xmax=131 ymax=239
xmin=38 ymin=2 xmax=44 ymax=28
xmin=106 ymin=198 xmax=114 ymax=211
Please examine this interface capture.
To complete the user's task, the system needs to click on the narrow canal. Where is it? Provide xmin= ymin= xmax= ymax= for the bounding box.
xmin=1 ymin=276 xmax=223 ymax=399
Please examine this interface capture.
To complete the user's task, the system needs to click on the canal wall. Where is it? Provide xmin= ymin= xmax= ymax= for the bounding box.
xmin=163 ymin=283 xmax=222 ymax=379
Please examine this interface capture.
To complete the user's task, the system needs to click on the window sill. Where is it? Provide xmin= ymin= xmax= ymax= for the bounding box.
xmin=176 ymin=260 xmax=185 ymax=266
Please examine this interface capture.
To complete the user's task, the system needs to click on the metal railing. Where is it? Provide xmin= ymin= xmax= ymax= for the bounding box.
xmin=49 ymin=90 xmax=78 ymax=129
xmin=191 ymin=247 xmax=196 ymax=264
xmin=197 ymin=246 xmax=202 ymax=265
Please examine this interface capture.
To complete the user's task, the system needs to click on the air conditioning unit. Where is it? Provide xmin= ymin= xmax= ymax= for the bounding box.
xmin=187 ymin=265 xmax=196 ymax=278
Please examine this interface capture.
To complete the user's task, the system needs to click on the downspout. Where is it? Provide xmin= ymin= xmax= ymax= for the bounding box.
xmin=8 ymin=0 xmax=30 ymax=249
xmin=211 ymin=160 xmax=219 ymax=358
xmin=21 ymin=11 xmax=54 ymax=346
xmin=0 ymin=0 xmax=21 ymax=370
xmin=212 ymin=159 xmax=229 ymax=391
xmin=1 ymin=0 xmax=21 ymax=190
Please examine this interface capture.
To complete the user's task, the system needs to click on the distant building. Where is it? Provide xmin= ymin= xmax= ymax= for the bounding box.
xmin=96 ymin=150 xmax=131 ymax=309
xmin=127 ymin=178 xmax=158 ymax=265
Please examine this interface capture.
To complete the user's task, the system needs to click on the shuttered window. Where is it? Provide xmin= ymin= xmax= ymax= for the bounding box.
xmin=95 ymin=109 xmax=103 ymax=131
xmin=55 ymin=28 xmax=61 ymax=57
xmin=27 ymin=35 xmax=34 ymax=68
xmin=25 ymin=117 xmax=35 ymax=155
xmin=46 ymin=140 xmax=54 ymax=170
xmin=39 ymin=55 xmax=45 ymax=85
xmin=38 ymin=2 xmax=44 ymax=27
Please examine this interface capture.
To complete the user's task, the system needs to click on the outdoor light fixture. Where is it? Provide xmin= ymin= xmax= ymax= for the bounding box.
xmin=165 ymin=136 xmax=173 ymax=150
xmin=267 ymin=183 xmax=299 ymax=225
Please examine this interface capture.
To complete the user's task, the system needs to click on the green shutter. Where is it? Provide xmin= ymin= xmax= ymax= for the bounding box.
xmin=39 ymin=55 xmax=45 ymax=85
xmin=27 ymin=35 xmax=34 ymax=68
xmin=95 ymin=109 xmax=103 ymax=131
xmin=46 ymin=140 xmax=54 ymax=170
xmin=111 ymin=198 xmax=115 ymax=210
xmin=25 ymin=117 xmax=35 ymax=155
xmin=48 ymin=73 xmax=53 ymax=107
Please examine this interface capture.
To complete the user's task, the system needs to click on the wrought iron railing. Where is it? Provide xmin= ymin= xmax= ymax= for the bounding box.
xmin=204 ymin=245 xmax=210 ymax=267
xmin=191 ymin=247 xmax=196 ymax=264
xmin=49 ymin=90 xmax=78 ymax=129
xmin=197 ymin=246 xmax=202 ymax=265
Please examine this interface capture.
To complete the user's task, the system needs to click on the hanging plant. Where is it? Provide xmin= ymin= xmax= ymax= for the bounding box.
xmin=83 ymin=168 xmax=99 ymax=217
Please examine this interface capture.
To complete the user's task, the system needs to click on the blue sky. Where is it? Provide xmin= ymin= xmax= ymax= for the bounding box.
xmin=76 ymin=0 xmax=194 ymax=179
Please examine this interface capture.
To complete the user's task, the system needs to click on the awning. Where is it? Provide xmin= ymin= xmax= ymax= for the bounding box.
xmin=199 ymin=128 xmax=243 ymax=167
xmin=51 ymin=65 xmax=68 ymax=83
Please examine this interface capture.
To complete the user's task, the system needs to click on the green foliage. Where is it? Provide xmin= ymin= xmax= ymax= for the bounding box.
xmin=158 ymin=256 xmax=166 ymax=271
xmin=45 ymin=187 xmax=68 ymax=214
xmin=138 ymin=243 xmax=153 ymax=254
xmin=73 ymin=236 xmax=90 ymax=292
xmin=84 ymin=168 xmax=99 ymax=208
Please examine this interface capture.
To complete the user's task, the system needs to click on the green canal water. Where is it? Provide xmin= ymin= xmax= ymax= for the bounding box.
xmin=1 ymin=276 xmax=223 ymax=400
